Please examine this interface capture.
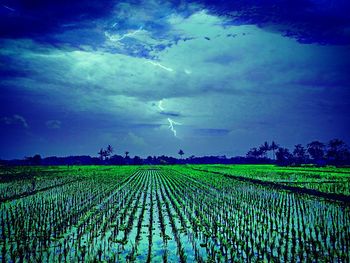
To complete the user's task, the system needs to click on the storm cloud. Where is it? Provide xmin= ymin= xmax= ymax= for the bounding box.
xmin=1 ymin=0 xmax=349 ymax=158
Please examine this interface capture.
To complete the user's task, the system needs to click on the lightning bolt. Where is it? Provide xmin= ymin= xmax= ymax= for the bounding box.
xmin=168 ymin=118 xmax=181 ymax=137
xmin=146 ymin=61 xmax=174 ymax=72
xmin=158 ymin=100 xmax=165 ymax=111
xmin=158 ymin=100 xmax=183 ymax=138
xmin=105 ymin=26 xmax=143 ymax=42
xmin=157 ymin=100 xmax=182 ymax=137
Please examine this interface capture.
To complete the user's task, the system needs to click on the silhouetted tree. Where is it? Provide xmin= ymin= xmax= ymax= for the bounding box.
xmin=124 ymin=151 xmax=131 ymax=165
xmin=326 ymin=139 xmax=349 ymax=165
xmin=293 ymin=144 xmax=307 ymax=164
xmin=178 ymin=149 xmax=184 ymax=159
xmin=109 ymin=155 xmax=125 ymax=165
xmin=276 ymin=147 xmax=293 ymax=166
xmin=259 ymin=142 xmax=270 ymax=158
xmin=246 ymin=147 xmax=262 ymax=159
xmin=307 ymin=141 xmax=325 ymax=165
xmin=98 ymin=148 xmax=104 ymax=160
xmin=25 ymin=154 xmax=42 ymax=165
xmin=32 ymin=154 xmax=42 ymax=165
xmin=270 ymin=141 xmax=279 ymax=160
xmin=146 ymin=156 xmax=153 ymax=164
xmin=107 ymin=145 xmax=113 ymax=155
xmin=133 ymin=156 xmax=143 ymax=165
xmin=102 ymin=150 xmax=109 ymax=160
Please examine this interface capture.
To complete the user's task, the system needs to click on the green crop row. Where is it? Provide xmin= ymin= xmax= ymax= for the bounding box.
xmin=0 ymin=165 xmax=349 ymax=262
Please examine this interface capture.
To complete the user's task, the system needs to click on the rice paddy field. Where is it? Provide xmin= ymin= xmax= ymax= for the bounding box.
xmin=1 ymin=164 xmax=350 ymax=262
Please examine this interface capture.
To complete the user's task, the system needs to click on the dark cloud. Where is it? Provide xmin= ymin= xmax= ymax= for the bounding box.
xmin=190 ymin=0 xmax=350 ymax=44
xmin=0 ymin=0 xmax=349 ymax=159
xmin=2 ymin=0 xmax=350 ymax=45
xmin=160 ymin=111 xmax=181 ymax=117
xmin=0 ymin=0 xmax=115 ymax=39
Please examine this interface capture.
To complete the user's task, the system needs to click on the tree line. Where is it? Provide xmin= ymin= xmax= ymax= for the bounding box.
xmin=246 ymin=139 xmax=350 ymax=166
xmin=2 ymin=139 xmax=349 ymax=166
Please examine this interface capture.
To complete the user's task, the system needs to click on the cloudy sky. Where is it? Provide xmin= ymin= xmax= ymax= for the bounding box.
xmin=1 ymin=0 xmax=350 ymax=159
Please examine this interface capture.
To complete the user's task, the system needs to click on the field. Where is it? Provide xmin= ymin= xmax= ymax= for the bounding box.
xmin=1 ymin=165 xmax=350 ymax=262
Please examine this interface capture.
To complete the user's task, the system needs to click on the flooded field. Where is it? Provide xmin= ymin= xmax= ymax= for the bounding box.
xmin=1 ymin=165 xmax=350 ymax=262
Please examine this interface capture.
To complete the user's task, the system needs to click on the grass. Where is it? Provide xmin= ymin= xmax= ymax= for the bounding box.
xmin=187 ymin=164 xmax=350 ymax=196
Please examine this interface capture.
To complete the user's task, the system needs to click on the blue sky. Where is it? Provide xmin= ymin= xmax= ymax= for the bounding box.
xmin=1 ymin=0 xmax=350 ymax=159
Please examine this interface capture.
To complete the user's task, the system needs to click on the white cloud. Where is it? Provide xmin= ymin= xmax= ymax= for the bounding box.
xmin=0 ymin=114 xmax=28 ymax=128
xmin=1 ymin=10 xmax=349 ymax=147
xmin=46 ymin=120 xmax=61 ymax=129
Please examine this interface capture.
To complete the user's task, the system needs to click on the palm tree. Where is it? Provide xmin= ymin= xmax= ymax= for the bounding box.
xmin=293 ymin=144 xmax=307 ymax=164
xmin=326 ymin=139 xmax=349 ymax=165
xmin=98 ymin=148 xmax=104 ymax=160
xmin=246 ymin=148 xmax=262 ymax=159
xmin=270 ymin=141 xmax=279 ymax=160
xmin=102 ymin=150 xmax=109 ymax=160
xmin=178 ymin=149 xmax=184 ymax=159
xmin=276 ymin=147 xmax=292 ymax=165
xmin=259 ymin=141 xmax=270 ymax=158
xmin=107 ymin=145 xmax=113 ymax=155
xmin=307 ymin=141 xmax=325 ymax=163
xmin=264 ymin=141 xmax=270 ymax=158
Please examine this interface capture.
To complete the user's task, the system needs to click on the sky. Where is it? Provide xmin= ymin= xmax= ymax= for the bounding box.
xmin=1 ymin=0 xmax=350 ymax=159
